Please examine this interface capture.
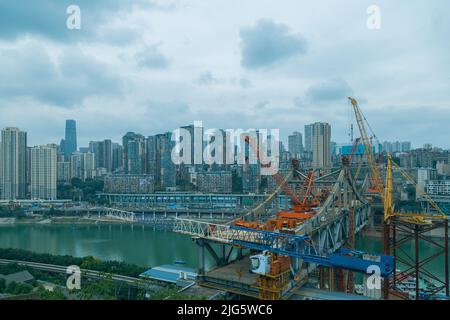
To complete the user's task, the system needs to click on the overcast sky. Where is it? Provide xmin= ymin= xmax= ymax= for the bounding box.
xmin=0 ymin=0 xmax=449 ymax=148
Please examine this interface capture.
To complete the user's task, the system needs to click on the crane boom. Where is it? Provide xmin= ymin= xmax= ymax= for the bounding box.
xmin=348 ymin=97 xmax=384 ymax=199
xmin=174 ymin=219 xmax=394 ymax=277
xmin=301 ymin=172 xmax=315 ymax=206
xmin=384 ymin=154 xmax=447 ymax=222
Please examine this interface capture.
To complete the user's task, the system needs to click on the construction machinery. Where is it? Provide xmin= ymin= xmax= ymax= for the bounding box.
xmin=382 ymin=155 xmax=449 ymax=299
xmin=175 ymin=218 xmax=394 ymax=299
xmin=176 ymin=110 xmax=398 ymax=299
xmin=232 ymin=131 xmax=383 ymax=299
xmin=275 ymin=170 xmax=320 ymax=222
xmin=384 ymin=154 xmax=447 ymax=222
xmin=349 ymin=97 xmax=449 ymax=300
xmin=234 ymin=135 xmax=320 ymax=232
xmin=348 ymin=97 xmax=384 ymax=197
xmin=233 ymin=171 xmax=319 ymax=232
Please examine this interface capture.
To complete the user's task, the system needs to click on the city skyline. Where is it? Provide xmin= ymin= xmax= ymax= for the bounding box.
xmin=0 ymin=121 xmax=439 ymax=152
xmin=0 ymin=1 xmax=449 ymax=148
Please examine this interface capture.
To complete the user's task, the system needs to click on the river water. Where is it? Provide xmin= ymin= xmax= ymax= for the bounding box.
xmin=0 ymin=224 xmax=447 ymax=279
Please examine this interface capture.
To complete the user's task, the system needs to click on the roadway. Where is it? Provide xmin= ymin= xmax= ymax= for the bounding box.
xmin=0 ymin=259 xmax=143 ymax=287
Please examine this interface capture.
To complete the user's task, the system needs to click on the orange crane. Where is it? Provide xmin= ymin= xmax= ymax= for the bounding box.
xmin=276 ymin=171 xmax=319 ymax=220
xmin=235 ymin=135 xmax=319 ymax=231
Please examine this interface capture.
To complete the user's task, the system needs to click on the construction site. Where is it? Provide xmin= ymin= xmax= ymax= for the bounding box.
xmin=173 ymin=97 xmax=449 ymax=301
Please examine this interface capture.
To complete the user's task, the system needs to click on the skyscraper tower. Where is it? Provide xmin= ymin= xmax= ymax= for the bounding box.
xmin=31 ymin=144 xmax=57 ymax=200
xmin=304 ymin=124 xmax=313 ymax=153
xmin=160 ymin=132 xmax=176 ymax=190
xmin=64 ymin=120 xmax=77 ymax=160
xmin=0 ymin=127 xmax=27 ymax=200
xmin=310 ymin=122 xmax=331 ymax=170
xmin=122 ymin=132 xmax=147 ymax=174
xmin=288 ymin=131 xmax=303 ymax=159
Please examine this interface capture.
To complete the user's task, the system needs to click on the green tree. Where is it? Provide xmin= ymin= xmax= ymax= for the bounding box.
xmin=151 ymin=285 xmax=206 ymax=300
xmin=37 ymin=286 xmax=66 ymax=300
xmin=5 ymin=281 xmax=33 ymax=295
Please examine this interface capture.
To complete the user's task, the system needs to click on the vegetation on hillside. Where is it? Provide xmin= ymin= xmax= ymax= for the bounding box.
xmin=0 ymin=248 xmax=146 ymax=278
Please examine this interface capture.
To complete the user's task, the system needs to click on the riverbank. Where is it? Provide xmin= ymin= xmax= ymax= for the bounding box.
xmin=0 ymin=216 xmax=138 ymax=226
xmin=0 ymin=223 xmax=205 ymax=269
xmin=0 ymin=218 xmax=15 ymax=225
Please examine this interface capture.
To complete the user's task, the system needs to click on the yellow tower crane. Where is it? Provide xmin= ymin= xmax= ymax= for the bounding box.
xmin=348 ymin=97 xmax=384 ymax=199
xmin=384 ymin=154 xmax=447 ymax=223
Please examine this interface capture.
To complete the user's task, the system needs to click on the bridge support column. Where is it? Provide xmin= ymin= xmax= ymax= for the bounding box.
xmin=329 ymin=267 xmax=334 ymax=291
xmin=319 ymin=267 xmax=326 ymax=289
xmin=197 ymin=239 xmax=206 ymax=276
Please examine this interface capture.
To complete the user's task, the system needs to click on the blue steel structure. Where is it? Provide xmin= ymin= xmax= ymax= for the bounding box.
xmin=229 ymin=226 xmax=394 ymax=277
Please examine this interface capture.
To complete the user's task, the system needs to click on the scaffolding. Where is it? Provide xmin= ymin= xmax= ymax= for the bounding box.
xmin=383 ymin=217 xmax=449 ymax=300
xmin=254 ymin=254 xmax=292 ymax=300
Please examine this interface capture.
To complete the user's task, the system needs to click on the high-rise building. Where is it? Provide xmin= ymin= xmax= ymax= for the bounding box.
xmin=288 ymin=131 xmax=303 ymax=159
xmin=426 ymin=180 xmax=450 ymax=196
xmin=197 ymin=172 xmax=232 ymax=193
xmin=89 ymin=139 xmax=112 ymax=172
xmin=103 ymin=139 xmax=112 ymax=172
xmin=112 ymin=143 xmax=123 ymax=172
xmin=310 ymin=122 xmax=331 ymax=170
xmin=122 ymin=132 xmax=147 ymax=174
xmin=417 ymin=168 xmax=437 ymax=200
xmin=382 ymin=141 xmax=412 ymax=154
xmin=59 ymin=139 xmax=66 ymax=157
xmin=180 ymin=123 xmax=204 ymax=166
xmin=26 ymin=146 xmax=32 ymax=195
xmin=57 ymin=161 xmax=71 ymax=183
xmin=31 ymin=145 xmax=57 ymax=200
xmin=304 ymin=124 xmax=313 ymax=153
xmin=204 ymin=128 xmax=228 ymax=170
xmin=104 ymin=174 xmax=154 ymax=194
xmin=70 ymin=152 xmax=82 ymax=180
xmin=437 ymin=161 xmax=450 ymax=176
xmin=0 ymin=127 xmax=27 ymax=200
xmin=70 ymin=152 xmax=96 ymax=181
xmin=81 ymin=153 xmax=96 ymax=180
xmin=64 ymin=120 xmax=77 ymax=160
xmin=147 ymin=135 xmax=159 ymax=180
xmin=89 ymin=141 xmax=101 ymax=167
xmin=160 ymin=132 xmax=176 ymax=190
xmin=242 ymin=164 xmax=260 ymax=194
xmin=401 ymin=142 xmax=412 ymax=153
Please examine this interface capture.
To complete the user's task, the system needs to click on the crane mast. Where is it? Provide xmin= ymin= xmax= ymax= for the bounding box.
xmin=348 ymin=97 xmax=384 ymax=199
xmin=384 ymin=155 xmax=394 ymax=221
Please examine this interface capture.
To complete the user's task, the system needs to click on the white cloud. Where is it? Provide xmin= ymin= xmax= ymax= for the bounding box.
xmin=0 ymin=0 xmax=448 ymax=149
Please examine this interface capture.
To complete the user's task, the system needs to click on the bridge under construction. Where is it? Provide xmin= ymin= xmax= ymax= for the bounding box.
xmin=172 ymin=97 xmax=449 ymax=300
xmin=174 ymin=164 xmax=387 ymax=299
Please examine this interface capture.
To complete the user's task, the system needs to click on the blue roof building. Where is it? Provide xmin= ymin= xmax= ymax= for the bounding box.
xmin=140 ymin=265 xmax=197 ymax=288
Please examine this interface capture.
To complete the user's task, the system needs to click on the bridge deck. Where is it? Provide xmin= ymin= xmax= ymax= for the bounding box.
xmin=199 ymin=257 xmax=259 ymax=299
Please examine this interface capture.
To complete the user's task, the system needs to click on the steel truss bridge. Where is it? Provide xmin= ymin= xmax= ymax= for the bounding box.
xmin=173 ymin=166 xmax=387 ymax=298
xmin=88 ymin=207 xmax=137 ymax=223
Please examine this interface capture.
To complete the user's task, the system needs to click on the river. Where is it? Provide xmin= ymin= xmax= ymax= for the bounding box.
xmin=0 ymin=224 xmax=447 ymax=279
